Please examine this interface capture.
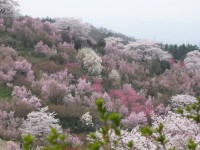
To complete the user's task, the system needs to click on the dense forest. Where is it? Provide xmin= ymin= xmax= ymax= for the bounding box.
xmin=0 ymin=0 xmax=200 ymax=149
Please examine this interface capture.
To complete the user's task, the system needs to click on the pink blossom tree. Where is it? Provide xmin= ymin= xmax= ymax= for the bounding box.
xmin=14 ymin=59 xmax=35 ymax=82
xmin=109 ymin=84 xmax=152 ymax=114
xmin=91 ymin=79 xmax=103 ymax=93
xmin=10 ymin=16 xmax=62 ymax=47
xmin=64 ymin=78 xmax=93 ymax=106
xmin=12 ymin=86 xmax=41 ymax=108
xmin=104 ymin=36 xmax=124 ymax=52
xmin=153 ymin=63 xmax=196 ymax=96
xmin=122 ymin=112 xmax=147 ymax=128
xmin=0 ymin=46 xmax=18 ymax=85
xmin=33 ymin=69 xmax=73 ymax=104
xmin=34 ymin=41 xmax=57 ymax=56
xmin=0 ymin=111 xmax=21 ymax=140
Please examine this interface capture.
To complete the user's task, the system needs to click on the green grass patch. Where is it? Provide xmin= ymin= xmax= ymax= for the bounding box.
xmin=0 ymin=85 xmax=12 ymax=100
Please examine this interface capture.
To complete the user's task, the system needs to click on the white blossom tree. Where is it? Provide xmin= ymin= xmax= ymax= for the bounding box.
xmin=109 ymin=69 xmax=121 ymax=88
xmin=20 ymin=107 xmax=61 ymax=139
xmin=124 ymin=40 xmax=172 ymax=61
xmin=54 ymin=17 xmax=91 ymax=40
xmin=104 ymin=36 xmax=124 ymax=51
xmin=80 ymin=112 xmax=94 ymax=126
xmin=184 ymin=50 xmax=200 ymax=72
xmin=0 ymin=0 xmax=19 ymax=30
xmin=0 ymin=0 xmax=19 ymax=18
xmin=76 ymin=48 xmax=103 ymax=76
xmin=151 ymin=112 xmax=200 ymax=149
xmin=92 ymin=111 xmax=200 ymax=150
xmin=170 ymin=94 xmax=197 ymax=109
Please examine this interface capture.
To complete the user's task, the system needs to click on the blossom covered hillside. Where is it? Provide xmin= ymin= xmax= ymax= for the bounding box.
xmin=0 ymin=0 xmax=200 ymax=149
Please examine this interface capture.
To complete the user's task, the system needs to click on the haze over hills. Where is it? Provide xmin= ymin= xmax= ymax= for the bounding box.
xmin=18 ymin=0 xmax=200 ymax=46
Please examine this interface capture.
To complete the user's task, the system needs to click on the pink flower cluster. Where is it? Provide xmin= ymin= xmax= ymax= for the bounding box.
xmin=33 ymin=69 xmax=73 ymax=104
xmin=122 ymin=112 xmax=147 ymax=128
xmin=34 ymin=41 xmax=57 ymax=56
xmin=14 ymin=59 xmax=35 ymax=82
xmin=109 ymin=84 xmax=152 ymax=114
xmin=11 ymin=16 xmax=62 ymax=46
xmin=0 ymin=111 xmax=21 ymax=140
xmin=12 ymin=86 xmax=41 ymax=108
xmin=0 ymin=46 xmax=18 ymax=85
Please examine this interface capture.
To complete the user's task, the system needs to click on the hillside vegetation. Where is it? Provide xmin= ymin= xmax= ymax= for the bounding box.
xmin=0 ymin=0 xmax=200 ymax=149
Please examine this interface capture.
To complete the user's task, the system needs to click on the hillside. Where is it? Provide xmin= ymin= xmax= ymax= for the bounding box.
xmin=0 ymin=0 xmax=200 ymax=149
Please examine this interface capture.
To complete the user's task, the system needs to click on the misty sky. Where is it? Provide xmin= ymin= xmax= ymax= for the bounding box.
xmin=18 ymin=0 xmax=200 ymax=45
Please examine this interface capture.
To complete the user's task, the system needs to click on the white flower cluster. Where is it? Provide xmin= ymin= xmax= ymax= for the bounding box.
xmin=91 ymin=111 xmax=200 ymax=150
xmin=76 ymin=48 xmax=103 ymax=76
xmin=109 ymin=69 xmax=121 ymax=87
xmin=80 ymin=112 xmax=94 ymax=126
xmin=152 ymin=112 xmax=200 ymax=149
xmin=104 ymin=36 xmax=124 ymax=50
xmin=89 ymin=128 xmax=157 ymax=150
xmin=170 ymin=94 xmax=197 ymax=109
xmin=124 ymin=40 xmax=172 ymax=61
xmin=184 ymin=50 xmax=200 ymax=72
xmin=54 ymin=18 xmax=91 ymax=40
xmin=21 ymin=107 xmax=62 ymax=139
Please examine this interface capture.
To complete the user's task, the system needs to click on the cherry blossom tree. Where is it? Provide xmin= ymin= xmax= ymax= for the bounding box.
xmin=0 ymin=0 xmax=19 ymax=30
xmin=64 ymin=78 xmax=93 ymax=106
xmin=91 ymin=79 xmax=103 ymax=93
xmin=80 ymin=112 xmax=94 ymax=127
xmin=109 ymin=84 xmax=152 ymax=114
xmin=124 ymin=40 xmax=172 ymax=61
xmin=109 ymin=69 xmax=121 ymax=88
xmin=93 ymin=111 xmax=200 ymax=150
xmin=102 ymin=55 xmax=117 ymax=70
xmin=151 ymin=112 xmax=200 ymax=149
xmin=57 ymin=42 xmax=74 ymax=52
xmin=12 ymin=86 xmax=41 ymax=108
xmin=153 ymin=63 xmax=196 ymax=96
xmin=76 ymin=48 xmax=103 ymax=76
xmin=104 ymin=36 xmax=124 ymax=52
xmin=34 ymin=41 xmax=57 ymax=56
xmin=54 ymin=17 xmax=91 ymax=41
xmin=0 ymin=111 xmax=21 ymax=140
xmin=122 ymin=112 xmax=147 ymax=128
xmin=90 ymin=92 xmax=113 ymax=111
xmin=170 ymin=94 xmax=197 ymax=109
xmin=14 ymin=58 xmax=35 ymax=82
xmin=42 ymin=21 xmax=62 ymax=43
xmin=184 ymin=50 xmax=200 ymax=72
xmin=20 ymin=107 xmax=62 ymax=139
xmin=0 ymin=0 xmax=19 ymax=18
xmin=32 ymin=69 xmax=74 ymax=104
xmin=0 ymin=46 xmax=17 ymax=85
xmin=11 ymin=16 xmax=62 ymax=47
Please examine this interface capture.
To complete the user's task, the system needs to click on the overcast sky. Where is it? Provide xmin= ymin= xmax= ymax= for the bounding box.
xmin=18 ymin=0 xmax=200 ymax=45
